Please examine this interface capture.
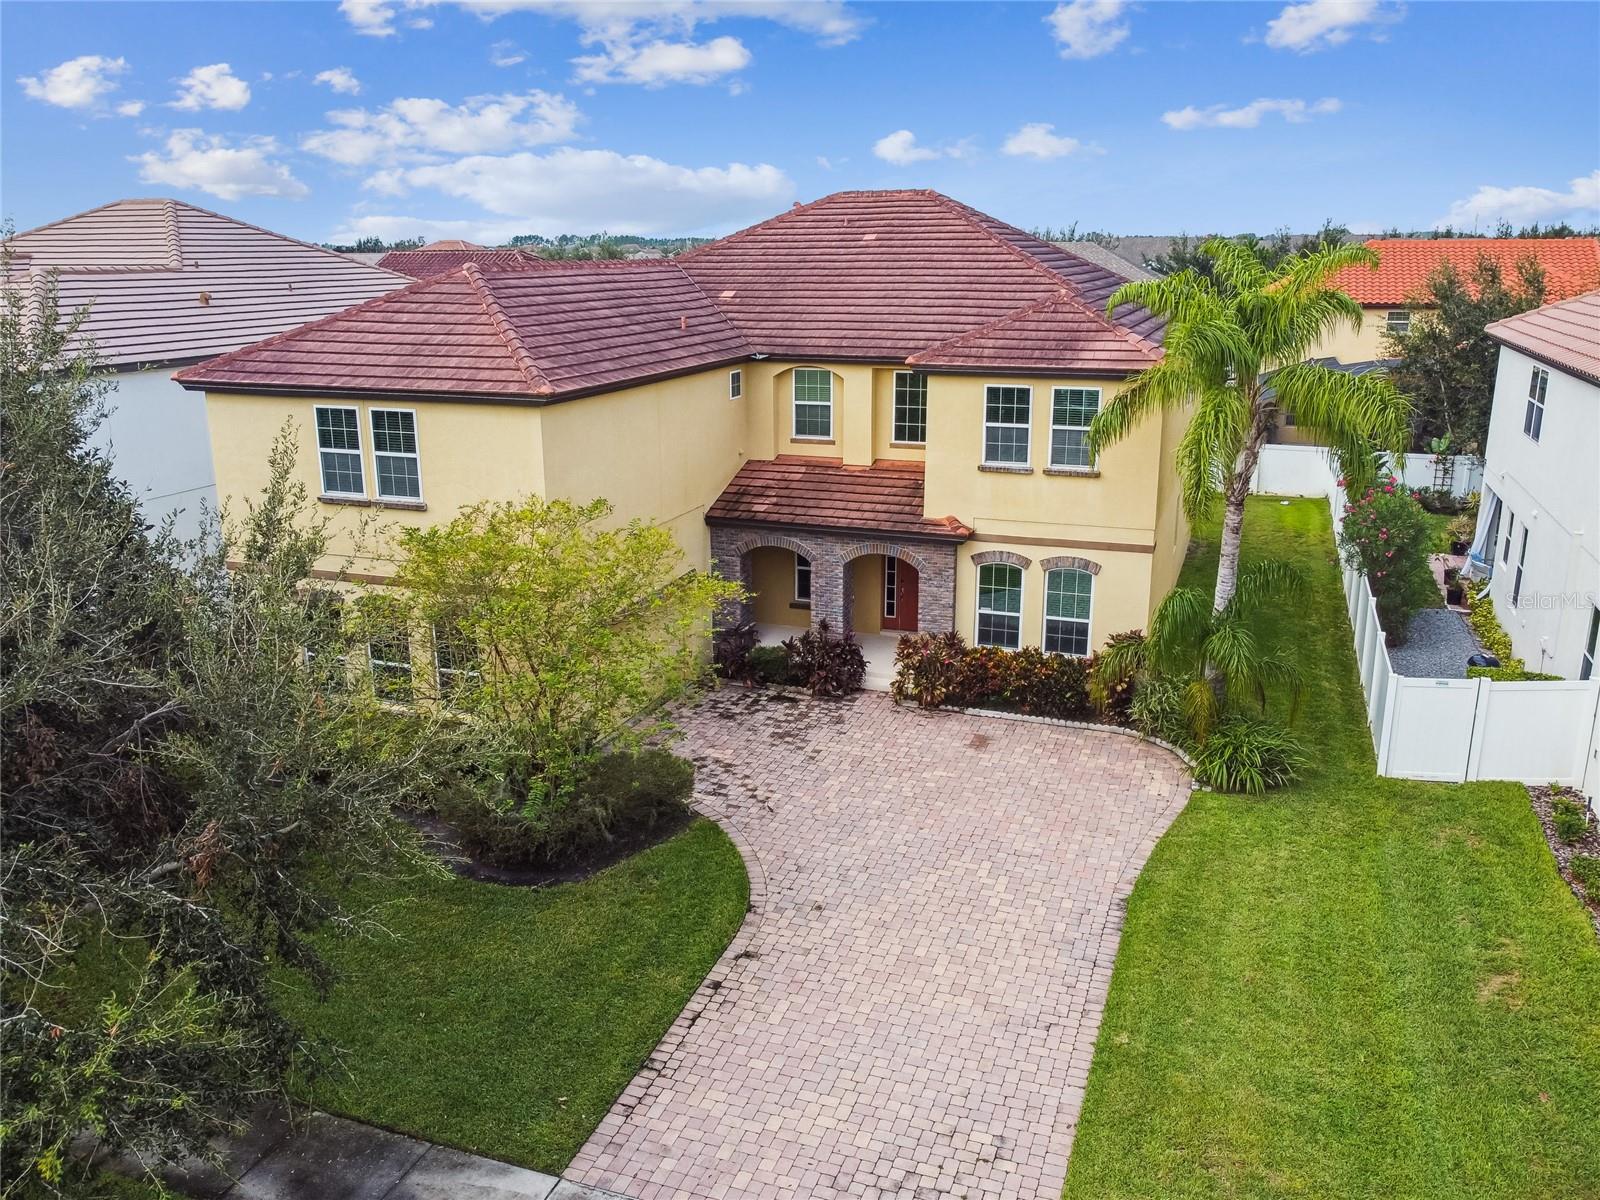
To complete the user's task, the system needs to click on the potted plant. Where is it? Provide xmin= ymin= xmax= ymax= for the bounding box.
xmin=1444 ymin=565 xmax=1465 ymax=607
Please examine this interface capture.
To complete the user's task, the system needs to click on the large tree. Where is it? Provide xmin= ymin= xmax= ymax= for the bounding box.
xmin=1088 ymin=238 xmax=1412 ymax=613
xmin=1382 ymin=255 xmax=1546 ymax=454
xmin=1 ymin=276 xmax=458 ymax=1193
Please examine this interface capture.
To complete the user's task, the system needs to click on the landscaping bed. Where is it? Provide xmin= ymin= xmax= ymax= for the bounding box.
xmin=279 ymin=818 xmax=748 ymax=1175
xmin=1529 ymin=785 xmax=1600 ymax=933
xmin=1062 ymin=497 xmax=1600 ymax=1200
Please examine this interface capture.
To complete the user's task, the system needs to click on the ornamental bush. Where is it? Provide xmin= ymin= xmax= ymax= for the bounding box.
xmin=782 ymin=621 xmax=866 ymax=698
xmin=1338 ymin=475 xmax=1438 ymax=639
xmin=889 ymin=632 xmax=1096 ymax=721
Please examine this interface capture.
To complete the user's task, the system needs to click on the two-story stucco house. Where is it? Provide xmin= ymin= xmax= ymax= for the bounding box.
xmin=1466 ymin=290 xmax=1600 ymax=679
xmin=177 ymin=190 xmax=1188 ymax=682
xmin=4 ymin=199 xmax=408 ymax=539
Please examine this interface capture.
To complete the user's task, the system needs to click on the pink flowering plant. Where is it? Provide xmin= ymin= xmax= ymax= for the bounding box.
xmin=1338 ymin=475 xmax=1439 ymax=639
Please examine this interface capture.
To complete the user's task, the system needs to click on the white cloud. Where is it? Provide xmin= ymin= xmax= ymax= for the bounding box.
xmin=116 ymin=100 xmax=146 ymax=117
xmin=574 ymin=35 xmax=751 ymax=86
xmin=872 ymin=128 xmax=975 ymax=167
xmin=170 ymin=63 xmax=251 ymax=111
xmin=490 ymin=39 xmax=527 ymax=67
xmin=1046 ymin=0 xmax=1130 ymax=60
xmin=1001 ymin=123 xmax=1083 ymax=160
xmin=314 ymin=67 xmax=362 ymax=95
xmin=1438 ymin=170 xmax=1600 ymax=229
xmin=1162 ymin=96 xmax=1342 ymax=130
xmin=1263 ymin=0 xmax=1402 ymax=52
xmin=342 ymin=0 xmax=864 ymax=42
xmin=302 ymin=90 xmax=581 ymax=166
xmin=18 ymin=54 xmax=128 ymax=109
xmin=359 ymin=145 xmax=794 ymax=234
xmin=131 ymin=129 xmax=308 ymax=200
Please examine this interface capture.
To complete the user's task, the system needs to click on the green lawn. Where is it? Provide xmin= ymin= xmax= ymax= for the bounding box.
xmin=1063 ymin=497 xmax=1600 ymax=1200
xmin=281 ymin=818 xmax=748 ymax=1174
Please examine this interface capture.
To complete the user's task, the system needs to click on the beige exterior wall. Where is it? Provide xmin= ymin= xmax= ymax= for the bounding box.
xmin=204 ymin=355 xmax=1188 ymax=654
xmin=1303 ymin=305 xmax=1408 ymax=364
xmin=849 ymin=554 xmax=886 ymax=635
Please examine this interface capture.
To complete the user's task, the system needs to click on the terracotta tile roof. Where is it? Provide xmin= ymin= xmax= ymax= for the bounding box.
xmin=1486 ymin=289 xmax=1600 ymax=386
xmin=1329 ymin=238 xmax=1600 ymax=306
xmin=706 ymin=456 xmax=971 ymax=541
xmin=376 ymin=246 xmax=549 ymax=278
xmin=176 ymin=260 xmax=748 ymax=400
xmin=908 ymin=291 xmax=1161 ymax=374
xmin=677 ymin=190 xmax=1163 ymax=370
xmin=3 ymin=199 xmax=408 ymax=368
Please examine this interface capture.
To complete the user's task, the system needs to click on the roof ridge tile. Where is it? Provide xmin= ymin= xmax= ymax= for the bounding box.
xmin=461 ymin=263 xmax=554 ymax=395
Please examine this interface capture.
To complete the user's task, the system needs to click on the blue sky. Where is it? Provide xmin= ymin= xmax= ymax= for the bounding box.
xmin=5 ymin=1 xmax=1597 ymax=245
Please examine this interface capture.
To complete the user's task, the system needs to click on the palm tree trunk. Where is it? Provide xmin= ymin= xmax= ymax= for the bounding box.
xmin=1212 ymin=388 xmax=1274 ymax=614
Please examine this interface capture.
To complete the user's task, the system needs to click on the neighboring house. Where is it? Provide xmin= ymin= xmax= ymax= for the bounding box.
xmin=178 ymin=189 xmax=1189 ymax=682
xmin=1312 ymin=237 xmax=1600 ymax=363
xmin=1051 ymin=240 xmax=1157 ymax=283
xmin=1466 ymin=290 xmax=1600 ymax=679
xmin=376 ymin=240 xmax=546 ymax=278
xmin=4 ymin=199 xmax=407 ymax=538
xmin=1265 ymin=356 xmax=1399 ymax=446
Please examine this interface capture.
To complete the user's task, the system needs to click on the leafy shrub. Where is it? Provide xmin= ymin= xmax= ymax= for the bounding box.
xmin=1462 ymin=583 xmax=1527 ymax=671
xmin=1129 ymin=677 xmax=1188 ymax=745
xmin=443 ymin=749 xmax=693 ymax=868
xmin=890 ymin=632 xmax=1094 ymax=720
xmin=1338 ymin=477 xmax=1439 ymax=638
xmin=747 ymin=644 xmax=794 ymax=686
xmin=1090 ymin=630 xmax=1146 ymax=723
xmin=1415 ymin=487 xmax=1464 ymax=515
xmin=1466 ymin=665 xmax=1561 ymax=682
xmin=1552 ymin=795 xmax=1590 ymax=845
xmin=782 ymin=621 xmax=865 ymax=697
xmin=1569 ymin=854 xmax=1600 ymax=896
xmin=712 ymin=622 xmax=759 ymax=682
xmin=1190 ymin=714 xmax=1307 ymax=794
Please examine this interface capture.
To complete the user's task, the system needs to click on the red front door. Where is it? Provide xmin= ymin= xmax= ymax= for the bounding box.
xmin=881 ymin=556 xmax=919 ymax=631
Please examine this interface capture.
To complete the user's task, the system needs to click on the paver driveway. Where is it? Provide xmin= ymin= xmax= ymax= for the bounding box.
xmin=566 ymin=690 xmax=1190 ymax=1200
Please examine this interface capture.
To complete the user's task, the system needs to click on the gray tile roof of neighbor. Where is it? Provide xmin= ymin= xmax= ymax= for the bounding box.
xmin=1051 ymin=241 xmax=1159 ymax=283
xmin=3 ymin=198 xmax=409 ymax=369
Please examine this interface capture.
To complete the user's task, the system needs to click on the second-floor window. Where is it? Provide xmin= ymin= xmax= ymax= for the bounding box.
xmin=371 ymin=409 xmax=422 ymax=501
xmin=1050 ymin=387 xmax=1100 ymax=469
xmin=1511 ymin=527 xmax=1529 ymax=607
xmin=1582 ymin=607 xmax=1598 ymax=681
xmin=793 ymin=368 xmax=833 ymax=439
xmin=730 ymin=368 xmax=742 ymax=399
xmin=1523 ymin=367 xmax=1548 ymax=442
xmin=893 ymin=371 xmax=927 ymax=443
xmin=1386 ymin=309 xmax=1411 ymax=335
xmin=983 ymin=386 xmax=1031 ymax=466
xmin=316 ymin=406 xmax=364 ymax=497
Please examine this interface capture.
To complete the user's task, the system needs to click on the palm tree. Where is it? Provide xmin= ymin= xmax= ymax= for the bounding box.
xmin=1093 ymin=560 xmax=1307 ymax=740
xmin=1088 ymin=239 xmax=1412 ymax=613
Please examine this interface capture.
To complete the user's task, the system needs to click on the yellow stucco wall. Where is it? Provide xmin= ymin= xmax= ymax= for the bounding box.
xmin=1302 ymin=306 xmax=1407 ymax=363
xmin=849 ymin=554 xmax=885 ymax=635
xmin=750 ymin=546 xmax=809 ymax=627
xmin=954 ymin=541 xmax=1154 ymax=652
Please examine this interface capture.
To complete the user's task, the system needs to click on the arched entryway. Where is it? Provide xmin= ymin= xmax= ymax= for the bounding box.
xmin=837 ymin=542 xmax=934 ymax=637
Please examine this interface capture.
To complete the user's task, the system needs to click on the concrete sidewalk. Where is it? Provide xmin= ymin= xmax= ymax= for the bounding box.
xmin=99 ymin=1108 xmax=630 ymax=1200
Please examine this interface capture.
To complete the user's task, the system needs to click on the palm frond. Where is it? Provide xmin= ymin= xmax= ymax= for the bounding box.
xmin=1203 ymin=238 xmax=1270 ymax=294
xmin=1227 ymin=559 xmax=1308 ymax=615
xmin=1257 ymin=652 xmax=1307 ymax=724
xmin=1086 ymin=363 xmax=1189 ymax=455
xmin=1199 ymin=618 xmax=1260 ymax=701
xmin=1174 ymin=385 xmax=1247 ymax=521
xmin=1182 ymin=677 xmax=1220 ymax=742
xmin=1272 ymin=242 xmax=1378 ymax=292
xmin=1088 ymin=632 xmax=1149 ymax=714
xmin=1148 ymin=586 xmax=1213 ymax=673
xmin=1272 ymin=361 xmax=1413 ymax=454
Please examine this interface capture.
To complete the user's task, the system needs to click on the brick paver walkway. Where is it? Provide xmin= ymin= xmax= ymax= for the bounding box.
xmin=565 ymin=690 xmax=1191 ymax=1200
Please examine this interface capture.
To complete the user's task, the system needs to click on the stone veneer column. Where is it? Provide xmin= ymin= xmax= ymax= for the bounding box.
xmin=708 ymin=525 xmax=755 ymax=630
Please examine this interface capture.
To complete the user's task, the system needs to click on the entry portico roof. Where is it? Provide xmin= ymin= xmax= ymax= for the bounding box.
xmin=706 ymin=457 xmax=971 ymax=542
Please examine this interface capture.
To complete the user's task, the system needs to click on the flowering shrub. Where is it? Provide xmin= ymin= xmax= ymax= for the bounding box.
xmin=890 ymin=632 xmax=1100 ymax=722
xmin=782 ymin=621 xmax=866 ymax=697
xmin=1337 ymin=474 xmax=1438 ymax=639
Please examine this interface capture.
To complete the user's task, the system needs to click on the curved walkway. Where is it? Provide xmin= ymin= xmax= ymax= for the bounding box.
xmin=566 ymin=689 xmax=1191 ymax=1200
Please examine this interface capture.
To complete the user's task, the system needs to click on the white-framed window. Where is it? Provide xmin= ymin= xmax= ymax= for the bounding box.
xmin=1581 ymin=607 xmax=1598 ymax=681
xmin=883 ymin=556 xmax=898 ymax=619
xmin=1523 ymin=367 xmax=1548 ymax=442
xmin=315 ymin=405 xmax=365 ymax=497
xmin=1050 ymin=387 xmax=1100 ymax=470
xmin=730 ymin=368 xmax=743 ymax=400
xmin=975 ymin=562 xmax=1022 ymax=648
xmin=433 ymin=622 xmax=481 ymax=708
xmin=1502 ymin=511 xmax=1516 ymax=564
xmin=983 ymin=386 xmax=1031 ymax=466
xmin=893 ymin=371 xmax=928 ymax=444
xmin=368 ymin=626 xmax=413 ymax=703
xmin=792 ymin=368 xmax=833 ymax=439
xmin=794 ymin=553 xmax=812 ymax=604
xmin=370 ymin=408 xmax=422 ymax=501
xmin=1385 ymin=309 xmax=1411 ymax=335
xmin=1511 ymin=527 xmax=1529 ymax=608
xmin=1043 ymin=568 xmax=1093 ymax=656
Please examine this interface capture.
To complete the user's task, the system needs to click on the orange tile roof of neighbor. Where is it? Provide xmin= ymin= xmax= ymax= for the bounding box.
xmin=1486 ymin=290 xmax=1600 ymax=386
xmin=3 ymin=199 xmax=409 ymax=368
xmin=706 ymin=457 xmax=972 ymax=541
xmin=1329 ymin=238 xmax=1600 ymax=306
xmin=177 ymin=190 xmax=1166 ymax=402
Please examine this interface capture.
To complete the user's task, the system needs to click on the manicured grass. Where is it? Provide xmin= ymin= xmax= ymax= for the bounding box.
xmin=281 ymin=818 xmax=748 ymax=1174
xmin=1063 ymin=498 xmax=1600 ymax=1200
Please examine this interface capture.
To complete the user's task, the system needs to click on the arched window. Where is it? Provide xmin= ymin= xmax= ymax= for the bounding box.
xmin=1043 ymin=567 xmax=1093 ymax=656
xmin=976 ymin=562 xmax=1023 ymax=648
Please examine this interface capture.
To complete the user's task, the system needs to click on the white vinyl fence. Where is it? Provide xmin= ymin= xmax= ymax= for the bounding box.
xmin=1251 ymin=445 xmax=1600 ymax=797
xmin=1251 ymin=443 xmax=1482 ymax=499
